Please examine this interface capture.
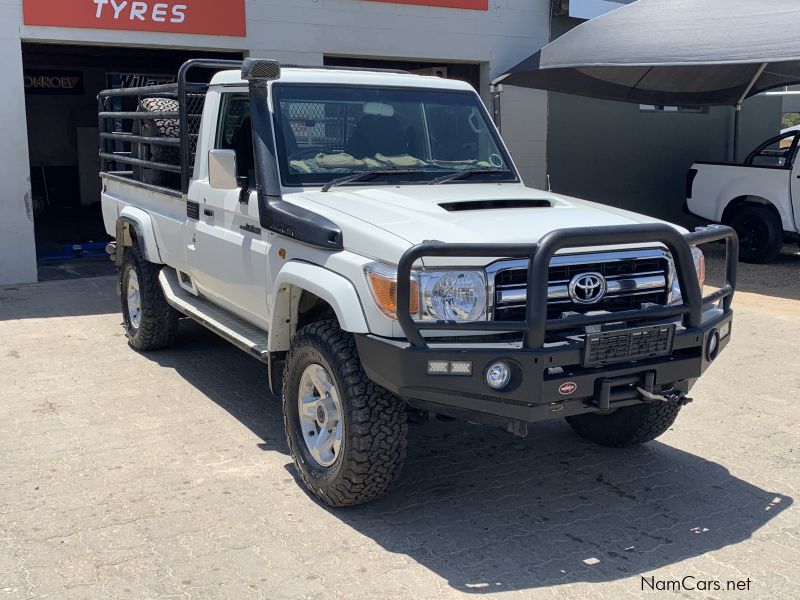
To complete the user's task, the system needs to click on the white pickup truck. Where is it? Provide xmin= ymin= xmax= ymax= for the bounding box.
xmin=686 ymin=130 xmax=800 ymax=263
xmin=99 ymin=59 xmax=738 ymax=506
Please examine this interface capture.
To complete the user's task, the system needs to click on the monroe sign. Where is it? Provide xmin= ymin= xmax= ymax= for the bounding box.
xmin=23 ymin=0 xmax=246 ymax=37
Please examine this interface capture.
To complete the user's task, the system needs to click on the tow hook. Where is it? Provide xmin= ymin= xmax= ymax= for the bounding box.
xmin=637 ymin=387 xmax=694 ymax=407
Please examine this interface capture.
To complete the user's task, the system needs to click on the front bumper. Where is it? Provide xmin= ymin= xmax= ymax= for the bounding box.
xmin=356 ymin=308 xmax=732 ymax=428
xmin=359 ymin=223 xmax=738 ymax=430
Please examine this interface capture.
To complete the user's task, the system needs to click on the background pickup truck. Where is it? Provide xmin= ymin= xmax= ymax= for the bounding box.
xmin=686 ymin=130 xmax=800 ymax=263
xmin=98 ymin=58 xmax=738 ymax=507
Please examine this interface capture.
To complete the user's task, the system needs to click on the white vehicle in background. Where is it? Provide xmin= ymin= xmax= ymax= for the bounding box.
xmin=98 ymin=59 xmax=738 ymax=507
xmin=686 ymin=129 xmax=800 ymax=263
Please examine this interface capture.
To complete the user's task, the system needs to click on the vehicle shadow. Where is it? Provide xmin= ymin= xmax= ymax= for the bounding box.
xmin=153 ymin=322 xmax=791 ymax=593
xmin=327 ymin=420 xmax=791 ymax=592
xmin=149 ymin=320 xmax=290 ymax=455
xmin=0 ymin=275 xmax=119 ymax=321
xmin=703 ymin=242 xmax=800 ymax=302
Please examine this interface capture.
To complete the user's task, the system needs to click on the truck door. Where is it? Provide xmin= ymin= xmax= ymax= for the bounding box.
xmin=187 ymin=93 xmax=270 ymax=328
xmin=792 ymin=142 xmax=800 ymax=232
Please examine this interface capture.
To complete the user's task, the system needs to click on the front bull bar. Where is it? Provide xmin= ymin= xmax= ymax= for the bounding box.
xmin=395 ymin=223 xmax=738 ymax=349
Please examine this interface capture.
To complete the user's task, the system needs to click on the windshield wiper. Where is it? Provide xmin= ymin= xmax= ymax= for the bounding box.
xmin=428 ymin=167 xmax=512 ymax=185
xmin=321 ymin=169 xmax=417 ymax=192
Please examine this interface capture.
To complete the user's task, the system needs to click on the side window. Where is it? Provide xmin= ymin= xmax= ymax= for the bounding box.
xmin=745 ymin=132 xmax=799 ymax=168
xmin=215 ymin=94 xmax=254 ymax=181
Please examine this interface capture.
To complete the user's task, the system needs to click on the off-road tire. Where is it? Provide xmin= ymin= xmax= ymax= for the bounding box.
xmin=120 ymin=245 xmax=179 ymax=351
xmin=138 ymin=97 xmax=180 ymax=187
xmin=283 ymin=320 xmax=408 ymax=507
xmin=565 ymin=402 xmax=681 ymax=448
xmin=728 ymin=204 xmax=783 ymax=263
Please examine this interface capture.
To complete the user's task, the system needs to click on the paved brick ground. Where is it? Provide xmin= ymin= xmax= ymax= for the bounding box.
xmin=1 ymin=251 xmax=799 ymax=599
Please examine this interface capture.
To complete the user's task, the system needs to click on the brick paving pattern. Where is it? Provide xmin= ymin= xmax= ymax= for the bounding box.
xmin=1 ymin=251 xmax=798 ymax=599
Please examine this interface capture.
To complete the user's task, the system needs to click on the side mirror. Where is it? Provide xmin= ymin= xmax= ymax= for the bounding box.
xmin=208 ymin=149 xmax=238 ymax=190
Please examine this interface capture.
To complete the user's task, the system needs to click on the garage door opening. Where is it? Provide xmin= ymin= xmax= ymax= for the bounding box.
xmin=22 ymin=43 xmax=243 ymax=279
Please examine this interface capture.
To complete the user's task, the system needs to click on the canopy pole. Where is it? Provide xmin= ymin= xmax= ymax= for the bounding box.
xmin=490 ymin=83 xmax=504 ymax=133
xmin=731 ymin=63 xmax=768 ymax=162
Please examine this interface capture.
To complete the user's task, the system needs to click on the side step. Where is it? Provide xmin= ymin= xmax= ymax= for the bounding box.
xmin=159 ymin=268 xmax=270 ymax=363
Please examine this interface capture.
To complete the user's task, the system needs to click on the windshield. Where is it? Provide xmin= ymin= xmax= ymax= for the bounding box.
xmin=272 ymin=84 xmax=517 ymax=187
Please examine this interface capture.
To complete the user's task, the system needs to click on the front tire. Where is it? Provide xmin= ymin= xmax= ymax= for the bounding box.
xmin=728 ymin=204 xmax=783 ymax=263
xmin=120 ymin=245 xmax=179 ymax=351
xmin=283 ymin=321 xmax=407 ymax=507
xmin=565 ymin=402 xmax=681 ymax=448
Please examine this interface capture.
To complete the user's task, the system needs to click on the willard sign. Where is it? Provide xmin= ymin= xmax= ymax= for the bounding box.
xmin=23 ymin=0 xmax=246 ymax=37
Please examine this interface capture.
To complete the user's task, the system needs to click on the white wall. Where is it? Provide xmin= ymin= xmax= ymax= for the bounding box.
xmin=568 ymin=0 xmax=633 ymax=20
xmin=0 ymin=4 xmax=37 ymax=285
xmin=500 ymin=85 xmax=548 ymax=189
xmin=2 ymin=0 xmax=551 ymax=283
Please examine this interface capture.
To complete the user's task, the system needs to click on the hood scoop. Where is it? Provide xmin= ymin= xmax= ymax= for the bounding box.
xmin=439 ymin=199 xmax=552 ymax=212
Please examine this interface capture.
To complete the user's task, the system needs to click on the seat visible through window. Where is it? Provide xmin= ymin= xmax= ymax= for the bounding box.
xmin=346 ymin=114 xmax=410 ymax=158
xmin=216 ymin=94 xmax=254 ymax=181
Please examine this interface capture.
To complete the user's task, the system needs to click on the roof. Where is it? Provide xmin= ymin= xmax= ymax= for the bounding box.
xmin=497 ymin=0 xmax=800 ymax=107
xmin=210 ymin=66 xmax=474 ymax=91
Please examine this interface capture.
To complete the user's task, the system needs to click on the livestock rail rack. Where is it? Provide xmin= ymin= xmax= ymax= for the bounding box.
xmin=98 ymin=59 xmax=243 ymax=198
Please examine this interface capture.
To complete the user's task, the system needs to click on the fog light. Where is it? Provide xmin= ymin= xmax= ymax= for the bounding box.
xmin=486 ymin=361 xmax=511 ymax=390
xmin=450 ymin=361 xmax=473 ymax=376
xmin=706 ymin=329 xmax=720 ymax=361
xmin=427 ymin=360 xmax=450 ymax=375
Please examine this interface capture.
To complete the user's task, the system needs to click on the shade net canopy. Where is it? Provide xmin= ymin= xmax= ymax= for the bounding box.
xmin=495 ymin=0 xmax=800 ymax=107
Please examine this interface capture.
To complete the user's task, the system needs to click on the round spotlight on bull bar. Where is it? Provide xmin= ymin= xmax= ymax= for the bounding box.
xmin=706 ymin=329 xmax=720 ymax=361
xmin=486 ymin=361 xmax=511 ymax=390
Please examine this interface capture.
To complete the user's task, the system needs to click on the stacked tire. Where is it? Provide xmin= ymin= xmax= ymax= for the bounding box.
xmin=137 ymin=97 xmax=181 ymax=188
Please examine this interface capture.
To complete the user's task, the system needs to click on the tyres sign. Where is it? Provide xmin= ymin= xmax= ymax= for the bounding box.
xmin=23 ymin=0 xmax=246 ymax=37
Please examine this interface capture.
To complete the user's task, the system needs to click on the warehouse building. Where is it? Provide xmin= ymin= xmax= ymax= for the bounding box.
xmin=1 ymin=0 xmax=551 ymax=284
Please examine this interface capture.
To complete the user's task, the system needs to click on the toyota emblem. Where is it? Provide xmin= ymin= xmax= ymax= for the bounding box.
xmin=568 ymin=272 xmax=607 ymax=304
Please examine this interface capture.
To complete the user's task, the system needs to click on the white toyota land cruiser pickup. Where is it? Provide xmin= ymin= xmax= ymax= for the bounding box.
xmin=686 ymin=129 xmax=800 ymax=263
xmin=99 ymin=59 xmax=738 ymax=506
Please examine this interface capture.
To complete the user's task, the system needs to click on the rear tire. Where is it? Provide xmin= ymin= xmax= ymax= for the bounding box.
xmin=283 ymin=320 xmax=407 ymax=507
xmin=728 ymin=204 xmax=783 ymax=263
xmin=565 ymin=402 xmax=681 ymax=448
xmin=120 ymin=245 xmax=179 ymax=351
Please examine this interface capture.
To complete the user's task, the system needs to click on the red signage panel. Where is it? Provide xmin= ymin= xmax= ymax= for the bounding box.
xmin=23 ymin=0 xmax=247 ymax=37
xmin=364 ymin=0 xmax=488 ymax=9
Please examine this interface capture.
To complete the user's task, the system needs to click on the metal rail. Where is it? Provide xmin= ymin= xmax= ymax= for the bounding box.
xmin=98 ymin=58 xmax=244 ymax=196
xmin=100 ymin=132 xmax=180 ymax=146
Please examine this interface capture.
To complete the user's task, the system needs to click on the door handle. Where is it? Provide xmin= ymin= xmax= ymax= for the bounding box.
xmin=203 ymin=208 xmax=214 ymax=217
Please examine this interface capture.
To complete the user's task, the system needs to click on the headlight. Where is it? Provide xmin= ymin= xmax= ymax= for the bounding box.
xmin=420 ymin=271 xmax=487 ymax=321
xmin=669 ymin=247 xmax=706 ymax=304
xmin=363 ymin=263 xmax=488 ymax=322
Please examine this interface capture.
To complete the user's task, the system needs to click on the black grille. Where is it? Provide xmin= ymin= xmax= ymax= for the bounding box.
xmin=186 ymin=201 xmax=200 ymax=220
xmin=493 ymin=255 xmax=670 ymax=322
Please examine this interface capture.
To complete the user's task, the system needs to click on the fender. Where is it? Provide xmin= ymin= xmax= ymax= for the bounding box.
xmin=115 ymin=206 xmax=163 ymax=266
xmin=717 ymin=177 xmax=793 ymax=231
xmin=269 ymin=261 xmax=369 ymax=353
